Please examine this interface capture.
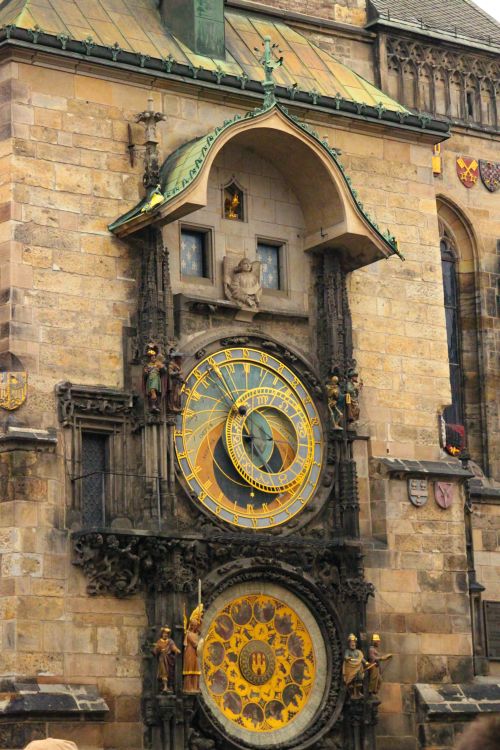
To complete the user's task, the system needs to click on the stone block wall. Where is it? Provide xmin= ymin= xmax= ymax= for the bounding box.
xmin=365 ymin=473 xmax=472 ymax=750
xmin=0 ymin=441 xmax=147 ymax=749
xmin=4 ymin=62 xmax=153 ymax=418
xmin=0 ymin=32 xmax=497 ymax=750
xmin=472 ymin=501 xmax=500 ymax=677
xmin=243 ymin=0 xmax=367 ymax=27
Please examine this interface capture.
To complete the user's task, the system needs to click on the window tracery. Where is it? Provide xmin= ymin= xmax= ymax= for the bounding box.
xmin=386 ymin=35 xmax=498 ymax=129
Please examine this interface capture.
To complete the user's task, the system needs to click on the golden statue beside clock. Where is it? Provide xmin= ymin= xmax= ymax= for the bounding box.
xmin=174 ymin=347 xmax=323 ymax=529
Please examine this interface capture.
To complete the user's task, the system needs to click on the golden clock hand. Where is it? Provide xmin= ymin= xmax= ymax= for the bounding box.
xmin=207 ymin=365 xmax=238 ymax=409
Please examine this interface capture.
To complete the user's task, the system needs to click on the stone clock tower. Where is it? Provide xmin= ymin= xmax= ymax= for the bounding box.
xmin=71 ymin=57 xmax=399 ymax=748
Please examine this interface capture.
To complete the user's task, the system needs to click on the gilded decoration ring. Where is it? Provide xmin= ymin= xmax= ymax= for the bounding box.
xmin=224 ymin=387 xmax=313 ymax=493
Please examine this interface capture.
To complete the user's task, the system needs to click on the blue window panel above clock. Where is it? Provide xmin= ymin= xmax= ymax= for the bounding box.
xmin=181 ymin=229 xmax=207 ymax=277
xmin=257 ymin=242 xmax=281 ymax=290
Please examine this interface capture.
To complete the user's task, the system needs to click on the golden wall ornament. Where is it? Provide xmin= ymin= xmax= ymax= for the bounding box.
xmin=0 ymin=371 xmax=28 ymax=410
xmin=202 ymin=593 xmax=315 ymax=732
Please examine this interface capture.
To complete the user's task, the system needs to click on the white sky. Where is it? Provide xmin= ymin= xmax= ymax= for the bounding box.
xmin=470 ymin=0 xmax=500 ymax=21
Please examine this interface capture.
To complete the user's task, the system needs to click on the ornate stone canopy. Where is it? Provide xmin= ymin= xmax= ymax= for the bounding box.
xmin=110 ymin=101 xmax=403 ymax=271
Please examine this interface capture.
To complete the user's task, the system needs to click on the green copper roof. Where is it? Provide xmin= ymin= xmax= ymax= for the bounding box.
xmin=108 ymin=99 xmax=401 ymax=260
xmin=0 ymin=1 xmax=408 ymax=115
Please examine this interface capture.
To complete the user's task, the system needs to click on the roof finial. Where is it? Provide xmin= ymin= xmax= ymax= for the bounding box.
xmin=136 ymin=94 xmax=166 ymax=189
xmin=257 ymin=35 xmax=283 ymax=108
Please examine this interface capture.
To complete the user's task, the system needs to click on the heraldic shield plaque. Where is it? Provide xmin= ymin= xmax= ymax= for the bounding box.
xmin=201 ymin=583 xmax=328 ymax=745
xmin=0 ymin=371 xmax=27 ymax=410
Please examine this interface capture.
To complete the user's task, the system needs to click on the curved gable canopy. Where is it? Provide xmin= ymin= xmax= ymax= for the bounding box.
xmin=109 ymin=102 xmax=401 ymax=271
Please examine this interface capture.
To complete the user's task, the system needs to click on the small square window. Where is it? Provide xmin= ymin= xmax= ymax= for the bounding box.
xmin=181 ymin=228 xmax=211 ymax=278
xmin=257 ymin=241 xmax=283 ymax=290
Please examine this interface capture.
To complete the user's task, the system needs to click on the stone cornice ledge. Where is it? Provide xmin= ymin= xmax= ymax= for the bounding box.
xmin=372 ymin=456 xmax=473 ymax=480
xmin=415 ymin=681 xmax=500 ymax=720
xmin=0 ymin=426 xmax=57 ymax=453
xmin=0 ymin=680 xmax=108 ymax=717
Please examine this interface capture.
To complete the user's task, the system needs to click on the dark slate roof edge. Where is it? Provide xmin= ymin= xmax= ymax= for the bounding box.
xmin=55 ymin=380 xmax=134 ymax=402
xmin=0 ymin=25 xmax=450 ymax=137
xmin=366 ymin=1 xmax=500 ymax=53
xmin=367 ymin=17 xmax=500 ymax=53
xmin=415 ymin=682 xmax=500 ymax=718
xmin=374 ymin=457 xmax=473 ymax=478
xmin=0 ymin=682 xmax=109 ymax=716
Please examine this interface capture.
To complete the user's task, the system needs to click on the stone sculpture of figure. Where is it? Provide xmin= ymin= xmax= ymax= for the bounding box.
xmin=152 ymin=625 xmax=181 ymax=693
xmin=224 ymin=257 xmax=261 ymax=310
xmin=367 ymin=634 xmax=392 ymax=695
xmin=342 ymin=634 xmax=367 ymax=699
xmin=346 ymin=366 xmax=363 ymax=424
xmin=183 ymin=604 xmax=204 ymax=693
xmin=143 ymin=343 xmax=166 ymax=413
xmin=325 ymin=373 xmax=343 ymax=429
xmin=166 ymin=350 xmax=184 ymax=413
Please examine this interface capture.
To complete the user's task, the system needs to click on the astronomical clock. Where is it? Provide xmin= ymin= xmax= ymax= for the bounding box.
xmin=73 ymin=329 xmax=373 ymax=750
xmin=158 ymin=333 xmax=369 ymax=750
xmin=174 ymin=346 xmax=323 ymax=529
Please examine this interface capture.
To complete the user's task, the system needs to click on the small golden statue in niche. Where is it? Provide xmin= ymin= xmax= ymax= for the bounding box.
xmin=223 ymin=181 xmax=244 ymax=221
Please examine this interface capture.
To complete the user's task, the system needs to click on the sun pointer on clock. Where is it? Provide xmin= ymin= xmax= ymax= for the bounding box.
xmin=174 ymin=347 xmax=323 ymax=529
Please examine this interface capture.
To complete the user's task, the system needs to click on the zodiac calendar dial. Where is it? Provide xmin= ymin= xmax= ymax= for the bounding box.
xmin=174 ymin=347 xmax=323 ymax=529
xmin=202 ymin=594 xmax=316 ymax=733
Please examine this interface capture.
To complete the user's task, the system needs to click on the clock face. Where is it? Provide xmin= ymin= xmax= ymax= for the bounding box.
xmin=200 ymin=583 xmax=328 ymax=746
xmin=203 ymin=593 xmax=316 ymax=733
xmin=175 ymin=347 xmax=323 ymax=529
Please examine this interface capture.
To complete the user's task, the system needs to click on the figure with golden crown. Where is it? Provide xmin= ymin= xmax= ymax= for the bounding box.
xmin=367 ymin=633 xmax=392 ymax=694
xmin=342 ymin=633 xmax=367 ymax=699
xmin=183 ymin=580 xmax=204 ymax=693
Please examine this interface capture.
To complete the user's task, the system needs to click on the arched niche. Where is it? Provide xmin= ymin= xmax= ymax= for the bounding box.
xmin=437 ymin=196 xmax=486 ymax=469
xmin=117 ymin=106 xmax=398 ymax=272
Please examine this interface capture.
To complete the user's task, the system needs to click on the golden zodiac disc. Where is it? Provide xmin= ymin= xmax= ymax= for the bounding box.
xmin=202 ymin=593 xmax=316 ymax=733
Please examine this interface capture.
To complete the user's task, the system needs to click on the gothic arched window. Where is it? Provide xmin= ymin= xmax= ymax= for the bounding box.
xmin=440 ymin=232 xmax=465 ymax=451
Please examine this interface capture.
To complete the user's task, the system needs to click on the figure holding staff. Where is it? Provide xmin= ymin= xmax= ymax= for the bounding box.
xmin=183 ymin=579 xmax=204 ymax=693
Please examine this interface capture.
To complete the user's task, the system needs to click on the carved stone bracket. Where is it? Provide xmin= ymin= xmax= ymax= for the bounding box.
xmin=56 ymin=382 xmax=135 ymax=427
xmin=72 ymin=530 xmax=371 ymax=604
